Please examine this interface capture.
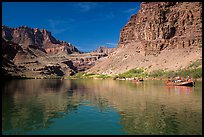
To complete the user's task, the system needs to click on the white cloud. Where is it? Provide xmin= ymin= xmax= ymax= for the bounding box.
xmin=105 ymin=42 xmax=118 ymax=46
xmin=47 ymin=19 xmax=75 ymax=35
xmin=76 ymin=2 xmax=98 ymax=12
xmin=124 ymin=8 xmax=136 ymax=13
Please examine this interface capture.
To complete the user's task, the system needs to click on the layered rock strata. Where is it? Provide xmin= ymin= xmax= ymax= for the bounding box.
xmin=88 ymin=2 xmax=202 ymax=75
xmin=118 ymin=2 xmax=202 ymax=55
xmin=2 ymin=25 xmax=79 ymax=54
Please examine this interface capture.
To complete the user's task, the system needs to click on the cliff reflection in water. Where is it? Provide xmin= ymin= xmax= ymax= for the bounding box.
xmin=2 ymin=80 xmax=79 ymax=133
xmin=2 ymin=79 xmax=202 ymax=135
xmin=70 ymin=79 xmax=202 ymax=135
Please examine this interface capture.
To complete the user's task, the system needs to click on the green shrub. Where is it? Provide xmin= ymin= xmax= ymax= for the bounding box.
xmin=70 ymin=72 xmax=112 ymax=79
xmin=96 ymin=75 xmax=112 ymax=79
xmin=176 ymin=68 xmax=202 ymax=78
xmin=117 ymin=68 xmax=148 ymax=78
xmin=71 ymin=67 xmax=202 ymax=79
xmin=188 ymin=60 xmax=202 ymax=69
xmin=148 ymin=67 xmax=202 ymax=79
xmin=149 ymin=69 xmax=166 ymax=77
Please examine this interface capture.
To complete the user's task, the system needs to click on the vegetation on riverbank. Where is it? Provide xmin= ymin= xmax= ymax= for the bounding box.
xmin=67 ymin=65 xmax=202 ymax=80
xmin=68 ymin=72 xmax=112 ymax=79
xmin=117 ymin=68 xmax=148 ymax=78
xmin=115 ymin=66 xmax=202 ymax=80
xmin=5 ymin=66 xmax=201 ymax=80
xmin=148 ymin=67 xmax=202 ymax=79
xmin=114 ymin=59 xmax=202 ymax=79
xmin=4 ymin=60 xmax=202 ymax=80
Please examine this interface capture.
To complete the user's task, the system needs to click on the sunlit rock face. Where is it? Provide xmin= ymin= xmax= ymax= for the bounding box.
xmin=93 ymin=46 xmax=114 ymax=55
xmin=2 ymin=26 xmax=111 ymax=78
xmin=2 ymin=25 xmax=80 ymax=54
xmin=118 ymin=2 xmax=202 ymax=55
xmin=87 ymin=2 xmax=202 ymax=75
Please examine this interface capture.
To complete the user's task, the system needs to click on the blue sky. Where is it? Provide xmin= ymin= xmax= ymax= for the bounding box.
xmin=2 ymin=2 xmax=141 ymax=52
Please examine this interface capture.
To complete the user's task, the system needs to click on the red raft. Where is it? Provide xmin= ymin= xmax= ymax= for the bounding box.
xmin=165 ymin=80 xmax=195 ymax=87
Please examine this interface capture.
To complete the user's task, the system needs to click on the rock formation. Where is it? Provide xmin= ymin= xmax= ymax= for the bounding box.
xmin=93 ymin=46 xmax=114 ymax=55
xmin=2 ymin=25 xmax=80 ymax=54
xmin=71 ymin=53 xmax=108 ymax=72
xmin=2 ymin=38 xmax=74 ymax=78
xmin=88 ymin=2 xmax=202 ymax=75
xmin=118 ymin=2 xmax=202 ymax=55
xmin=2 ymin=26 xmax=111 ymax=78
xmin=2 ymin=2 xmax=202 ymax=77
xmin=2 ymin=38 xmax=23 ymax=78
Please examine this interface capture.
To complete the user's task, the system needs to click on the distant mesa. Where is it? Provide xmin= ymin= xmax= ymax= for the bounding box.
xmin=2 ymin=25 xmax=80 ymax=54
xmin=1 ymin=26 xmax=111 ymax=78
xmin=92 ymin=46 xmax=114 ymax=55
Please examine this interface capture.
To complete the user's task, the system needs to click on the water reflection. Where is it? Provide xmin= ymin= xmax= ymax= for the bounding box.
xmin=165 ymin=86 xmax=193 ymax=95
xmin=70 ymin=80 xmax=202 ymax=135
xmin=2 ymin=79 xmax=202 ymax=135
xmin=2 ymin=80 xmax=80 ymax=134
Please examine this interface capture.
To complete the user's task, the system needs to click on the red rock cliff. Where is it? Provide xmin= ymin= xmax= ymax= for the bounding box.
xmin=2 ymin=25 xmax=80 ymax=54
xmin=118 ymin=2 xmax=202 ymax=55
xmin=87 ymin=2 xmax=202 ymax=75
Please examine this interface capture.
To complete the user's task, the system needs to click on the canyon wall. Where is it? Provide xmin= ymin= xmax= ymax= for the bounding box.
xmin=2 ymin=25 xmax=80 ymax=54
xmin=118 ymin=2 xmax=202 ymax=55
xmin=88 ymin=2 xmax=202 ymax=75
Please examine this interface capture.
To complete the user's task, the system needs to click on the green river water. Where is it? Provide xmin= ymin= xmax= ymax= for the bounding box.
xmin=2 ymin=79 xmax=202 ymax=135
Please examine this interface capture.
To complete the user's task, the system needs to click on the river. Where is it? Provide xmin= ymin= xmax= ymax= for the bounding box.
xmin=2 ymin=79 xmax=202 ymax=135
